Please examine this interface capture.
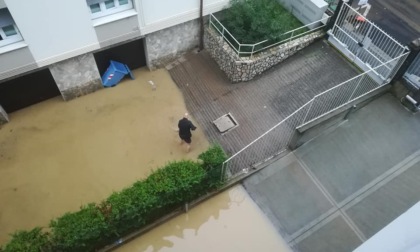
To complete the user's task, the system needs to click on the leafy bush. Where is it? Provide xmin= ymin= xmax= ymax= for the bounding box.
xmin=106 ymin=160 xmax=206 ymax=236
xmin=49 ymin=204 xmax=110 ymax=252
xmin=105 ymin=182 xmax=158 ymax=236
xmin=199 ymin=145 xmax=227 ymax=169
xmin=220 ymin=0 xmax=304 ymax=48
xmin=1 ymin=146 xmax=227 ymax=252
xmin=198 ymin=145 xmax=227 ymax=188
xmin=2 ymin=228 xmax=52 ymax=252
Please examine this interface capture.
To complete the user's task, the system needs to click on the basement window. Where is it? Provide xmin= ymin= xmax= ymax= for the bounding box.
xmin=87 ymin=0 xmax=134 ymax=19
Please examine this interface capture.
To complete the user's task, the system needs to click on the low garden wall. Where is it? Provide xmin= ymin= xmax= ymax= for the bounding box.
xmin=205 ymin=28 xmax=325 ymax=83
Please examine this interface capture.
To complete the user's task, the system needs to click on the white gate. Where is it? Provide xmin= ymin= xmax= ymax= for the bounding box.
xmin=327 ymin=3 xmax=409 ymax=84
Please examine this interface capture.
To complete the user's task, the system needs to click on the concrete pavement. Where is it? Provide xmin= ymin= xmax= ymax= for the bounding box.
xmin=244 ymin=93 xmax=420 ymax=251
xmin=362 ymin=0 xmax=420 ymax=44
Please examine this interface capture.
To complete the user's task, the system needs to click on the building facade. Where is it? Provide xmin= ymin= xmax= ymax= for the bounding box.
xmin=0 ymin=0 xmax=229 ymax=121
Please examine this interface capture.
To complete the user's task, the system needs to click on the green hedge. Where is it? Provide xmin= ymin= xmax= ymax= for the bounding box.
xmin=1 ymin=145 xmax=226 ymax=252
xmin=222 ymin=0 xmax=304 ymax=43
xmin=1 ymin=228 xmax=51 ymax=252
xmin=217 ymin=0 xmax=306 ymax=55
xmin=199 ymin=145 xmax=228 ymax=189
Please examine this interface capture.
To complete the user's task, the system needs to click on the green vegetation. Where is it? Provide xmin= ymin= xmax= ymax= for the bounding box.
xmin=1 ymin=145 xmax=227 ymax=252
xmin=199 ymin=145 xmax=227 ymax=188
xmin=214 ymin=0 xmax=306 ymax=55
xmin=1 ymin=228 xmax=51 ymax=252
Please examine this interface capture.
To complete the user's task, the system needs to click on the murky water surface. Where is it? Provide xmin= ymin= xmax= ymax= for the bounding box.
xmin=0 ymin=68 xmax=209 ymax=244
xmin=116 ymin=185 xmax=292 ymax=252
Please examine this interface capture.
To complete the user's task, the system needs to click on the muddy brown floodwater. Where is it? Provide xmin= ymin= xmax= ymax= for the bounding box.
xmin=116 ymin=185 xmax=292 ymax=252
xmin=0 ymin=68 xmax=209 ymax=245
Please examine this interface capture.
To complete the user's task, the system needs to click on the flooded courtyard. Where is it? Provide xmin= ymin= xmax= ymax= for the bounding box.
xmin=0 ymin=68 xmax=209 ymax=245
xmin=0 ymin=67 xmax=292 ymax=251
xmin=116 ymin=185 xmax=292 ymax=252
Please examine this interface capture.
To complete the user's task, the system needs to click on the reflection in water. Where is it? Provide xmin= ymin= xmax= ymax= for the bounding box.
xmin=116 ymin=185 xmax=291 ymax=252
xmin=0 ymin=68 xmax=209 ymax=245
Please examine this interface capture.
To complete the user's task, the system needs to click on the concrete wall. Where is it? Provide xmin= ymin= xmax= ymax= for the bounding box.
xmin=49 ymin=53 xmax=102 ymax=101
xmin=278 ymin=0 xmax=327 ymax=28
xmin=205 ymin=28 xmax=324 ymax=82
xmin=0 ymin=0 xmax=230 ymax=77
xmin=139 ymin=0 xmax=229 ymax=34
xmin=95 ymin=15 xmax=141 ymax=48
xmin=0 ymin=46 xmax=37 ymax=82
xmin=5 ymin=0 xmax=99 ymax=67
xmin=0 ymin=105 xmax=8 ymax=124
xmin=145 ymin=19 xmax=200 ymax=69
xmin=0 ymin=0 xmax=231 ymax=103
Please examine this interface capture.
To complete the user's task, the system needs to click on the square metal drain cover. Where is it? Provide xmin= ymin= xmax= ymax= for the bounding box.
xmin=213 ymin=113 xmax=238 ymax=134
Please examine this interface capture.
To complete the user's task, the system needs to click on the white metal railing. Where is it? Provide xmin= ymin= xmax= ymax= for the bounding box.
xmin=209 ymin=14 xmax=330 ymax=57
xmin=221 ymin=51 xmax=409 ymax=179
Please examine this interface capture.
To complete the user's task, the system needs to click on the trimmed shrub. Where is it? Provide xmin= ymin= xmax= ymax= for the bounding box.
xmin=105 ymin=182 xmax=158 ymax=236
xmin=2 ymin=228 xmax=52 ymax=252
xmin=222 ymin=0 xmax=304 ymax=44
xmin=1 ymin=146 xmax=227 ymax=252
xmin=199 ymin=145 xmax=227 ymax=170
xmin=198 ymin=145 xmax=227 ymax=189
xmin=106 ymin=160 xmax=206 ymax=236
xmin=49 ymin=203 xmax=110 ymax=252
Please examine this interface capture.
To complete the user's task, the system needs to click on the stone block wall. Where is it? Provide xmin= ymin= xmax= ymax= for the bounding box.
xmin=205 ymin=28 xmax=325 ymax=83
xmin=145 ymin=19 xmax=201 ymax=70
xmin=49 ymin=53 xmax=103 ymax=101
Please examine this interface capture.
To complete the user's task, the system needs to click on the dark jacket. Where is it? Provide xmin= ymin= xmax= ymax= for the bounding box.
xmin=178 ymin=118 xmax=196 ymax=138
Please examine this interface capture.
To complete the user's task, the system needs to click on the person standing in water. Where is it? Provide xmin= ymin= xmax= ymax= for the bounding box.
xmin=178 ymin=113 xmax=197 ymax=153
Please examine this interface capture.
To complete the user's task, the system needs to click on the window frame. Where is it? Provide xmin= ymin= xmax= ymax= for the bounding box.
xmin=0 ymin=24 xmax=23 ymax=48
xmin=88 ymin=0 xmax=133 ymax=19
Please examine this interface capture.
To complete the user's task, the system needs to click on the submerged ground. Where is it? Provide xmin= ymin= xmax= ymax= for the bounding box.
xmin=0 ymin=68 xmax=209 ymax=245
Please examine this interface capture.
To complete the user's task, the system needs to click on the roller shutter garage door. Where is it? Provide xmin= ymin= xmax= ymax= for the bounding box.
xmin=0 ymin=69 xmax=60 ymax=113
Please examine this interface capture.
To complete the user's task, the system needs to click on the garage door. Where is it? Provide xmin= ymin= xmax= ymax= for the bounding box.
xmin=0 ymin=69 xmax=60 ymax=113
xmin=94 ymin=39 xmax=146 ymax=75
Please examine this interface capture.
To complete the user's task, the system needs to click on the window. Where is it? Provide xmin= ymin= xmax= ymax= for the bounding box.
xmin=86 ymin=0 xmax=133 ymax=19
xmin=0 ymin=9 xmax=23 ymax=48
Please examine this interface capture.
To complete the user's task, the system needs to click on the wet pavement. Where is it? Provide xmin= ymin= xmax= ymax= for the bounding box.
xmin=359 ymin=0 xmax=420 ymax=45
xmin=169 ymin=40 xmax=360 ymax=160
xmin=115 ymin=185 xmax=292 ymax=252
xmin=0 ymin=68 xmax=210 ymax=245
xmin=244 ymin=93 xmax=420 ymax=251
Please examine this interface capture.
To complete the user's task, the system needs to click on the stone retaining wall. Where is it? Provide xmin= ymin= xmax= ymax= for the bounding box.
xmin=204 ymin=28 xmax=325 ymax=82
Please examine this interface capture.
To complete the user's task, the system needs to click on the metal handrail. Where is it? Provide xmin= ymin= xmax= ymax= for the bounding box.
xmin=209 ymin=13 xmax=330 ymax=57
xmin=222 ymin=51 xmax=409 ymax=168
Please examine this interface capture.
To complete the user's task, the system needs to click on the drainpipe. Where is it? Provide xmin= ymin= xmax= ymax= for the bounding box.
xmin=199 ymin=0 xmax=204 ymax=51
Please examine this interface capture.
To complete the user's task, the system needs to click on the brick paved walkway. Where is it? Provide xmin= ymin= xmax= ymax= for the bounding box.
xmin=168 ymin=40 xmax=360 ymax=158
